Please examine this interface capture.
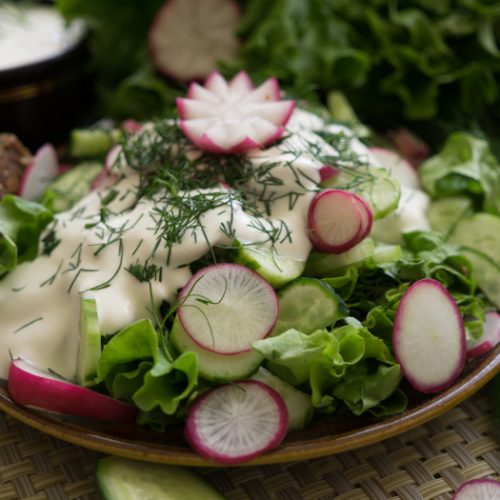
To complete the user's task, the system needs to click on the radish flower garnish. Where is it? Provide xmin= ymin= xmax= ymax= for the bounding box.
xmin=177 ymin=71 xmax=295 ymax=154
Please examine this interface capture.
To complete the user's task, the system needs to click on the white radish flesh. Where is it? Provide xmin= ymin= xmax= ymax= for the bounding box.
xmin=393 ymin=279 xmax=466 ymax=393
xmin=178 ymin=264 xmax=279 ymax=354
xmin=307 ymin=190 xmax=368 ymax=253
xmin=149 ymin=0 xmax=240 ymax=82
xmin=467 ymin=311 xmax=500 ymax=359
xmin=8 ymin=359 xmax=137 ymax=421
xmin=177 ymin=71 xmax=295 ymax=154
xmin=185 ymin=381 xmax=288 ymax=464
xmin=18 ymin=143 xmax=59 ymax=200
xmin=453 ymin=478 xmax=500 ymax=499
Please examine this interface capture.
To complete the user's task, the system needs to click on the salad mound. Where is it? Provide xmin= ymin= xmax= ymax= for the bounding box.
xmin=0 ymin=74 xmax=499 ymax=464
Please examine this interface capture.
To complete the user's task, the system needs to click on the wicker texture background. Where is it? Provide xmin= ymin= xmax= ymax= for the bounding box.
xmin=0 ymin=392 xmax=498 ymax=499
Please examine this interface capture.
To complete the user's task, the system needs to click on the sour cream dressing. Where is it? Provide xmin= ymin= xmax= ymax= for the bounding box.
xmin=0 ymin=4 xmax=85 ymax=71
xmin=0 ymin=112 xmax=373 ymax=380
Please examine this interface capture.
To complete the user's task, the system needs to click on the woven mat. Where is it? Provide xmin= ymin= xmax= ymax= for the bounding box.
xmin=0 ymin=393 xmax=498 ymax=500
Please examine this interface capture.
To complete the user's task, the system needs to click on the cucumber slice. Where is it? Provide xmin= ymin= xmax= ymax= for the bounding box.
xmin=77 ymin=298 xmax=101 ymax=387
xmin=96 ymin=456 xmax=223 ymax=500
xmin=274 ymin=277 xmax=347 ymax=335
xmin=461 ymin=248 xmax=500 ymax=308
xmin=305 ymin=238 xmax=375 ymax=276
xmin=251 ymin=367 xmax=313 ymax=430
xmin=40 ymin=162 xmax=103 ymax=212
xmin=235 ymin=242 xmax=305 ymax=288
xmin=70 ymin=128 xmax=122 ymax=158
xmin=371 ymin=243 xmax=402 ymax=265
xmin=323 ymin=167 xmax=400 ymax=219
xmin=171 ymin=318 xmax=263 ymax=382
xmin=427 ymin=196 xmax=473 ymax=236
xmin=448 ymin=213 xmax=500 ymax=267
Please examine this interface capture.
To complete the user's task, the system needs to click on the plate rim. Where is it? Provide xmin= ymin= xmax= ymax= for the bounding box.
xmin=0 ymin=346 xmax=498 ymax=467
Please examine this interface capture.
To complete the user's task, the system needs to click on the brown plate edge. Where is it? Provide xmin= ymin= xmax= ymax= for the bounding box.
xmin=0 ymin=347 xmax=498 ymax=467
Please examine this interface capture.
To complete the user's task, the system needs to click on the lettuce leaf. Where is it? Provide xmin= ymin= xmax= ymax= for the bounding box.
xmin=419 ymin=133 xmax=500 ymax=214
xmin=0 ymin=195 xmax=53 ymax=277
xmin=253 ymin=323 xmax=405 ymax=416
xmin=97 ymin=319 xmax=198 ymax=415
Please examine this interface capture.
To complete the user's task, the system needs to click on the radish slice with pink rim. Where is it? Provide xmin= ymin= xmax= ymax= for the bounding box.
xmin=177 ymin=71 xmax=295 ymax=154
xmin=8 ymin=359 xmax=137 ymax=421
xmin=18 ymin=143 xmax=59 ymax=201
xmin=307 ymin=189 xmax=371 ymax=253
xmin=185 ymin=380 xmax=288 ymax=464
xmin=178 ymin=263 xmax=278 ymax=355
xmin=149 ymin=0 xmax=240 ymax=82
xmin=393 ymin=279 xmax=466 ymax=393
xmin=466 ymin=311 xmax=500 ymax=359
xmin=453 ymin=478 xmax=500 ymax=499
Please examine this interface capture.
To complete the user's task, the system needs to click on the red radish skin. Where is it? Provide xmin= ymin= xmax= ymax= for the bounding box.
xmin=453 ymin=478 xmax=500 ymax=499
xmin=393 ymin=279 xmax=466 ymax=393
xmin=355 ymin=195 xmax=373 ymax=240
xmin=178 ymin=264 xmax=279 ymax=355
xmin=18 ymin=143 xmax=59 ymax=200
xmin=177 ymin=72 xmax=294 ymax=154
xmin=185 ymin=381 xmax=288 ymax=464
xmin=390 ymin=128 xmax=430 ymax=168
xmin=467 ymin=311 xmax=500 ymax=359
xmin=319 ymin=165 xmax=339 ymax=183
xmin=121 ymin=119 xmax=143 ymax=134
xmin=149 ymin=0 xmax=240 ymax=82
xmin=8 ymin=359 xmax=137 ymax=422
xmin=307 ymin=190 xmax=367 ymax=253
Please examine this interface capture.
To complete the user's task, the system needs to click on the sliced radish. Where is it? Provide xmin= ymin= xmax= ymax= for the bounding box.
xmin=390 ymin=128 xmax=430 ymax=168
xmin=91 ymin=145 xmax=122 ymax=190
xmin=319 ymin=165 xmax=339 ymax=183
xmin=307 ymin=189 xmax=369 ymax=253
xmin=369 ymin=147 xmax=420 ymax=190
xmin=177 ymin=71 xmax=295 ymax=154
xmin=393 ymin=279 xmax=466 ymax=393
xmin=121 ymin=119 xmax=143 ymax=134
xmin=453 ymin=478 xmax=500 ymax=499
xmin=8 ymin=359 xmax=137 ymax=421
xmin=467 ymin=311 xmax=500 ymax=359
xmin=149 ymin=0 xmax=240 ymax=82
xmin=185 ymin=381 xmax=288 ymax=464
xmin=18 ymin=143 xmax=59 ymax=200
xmin=178 ymin=263 xmax=278 ymax=355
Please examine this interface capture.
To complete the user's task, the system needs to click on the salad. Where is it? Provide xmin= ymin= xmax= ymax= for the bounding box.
xmin=0 ymin=72 xmax=499 ymax=465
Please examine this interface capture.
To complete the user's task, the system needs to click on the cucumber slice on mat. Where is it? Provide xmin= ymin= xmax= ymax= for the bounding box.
xmin=96 ymin=456 xmax=224 ymax=500
xmin=77 ymin=298 xmax=101 ymax=387
xmin=274 ymin=277 xmax=347 ymax=335
xmin=235 ymin=242 xmax=305 ymax=288
xmin=251 ymin=367 xmax=313 ymax=430
xmin=170 ymin=318 xmax=263 ymax=382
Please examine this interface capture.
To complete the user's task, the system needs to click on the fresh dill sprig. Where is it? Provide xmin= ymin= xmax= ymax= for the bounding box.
xmin=126 ymin=260 xmax=163 ymax=283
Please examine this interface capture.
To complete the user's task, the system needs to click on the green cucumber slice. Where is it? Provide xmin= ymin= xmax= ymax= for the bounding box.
xmin=96 ymin=456 xmax=224 ymax=500
xmin=461 ymin=248 xmax=500 ymax=308
xmin=70 ymin=128 xmax=122 ymax=158
xmin=77 ymin=298 xmax=101 ymax=387
xmin=371 ymin=243 xmax=402 ymax=265
xmin=170 ymin=318 xmax=263 ymax=382
xmin=323 ymin=167 xmax=400 ymax=219
xmin=427 ymin=196 xmax=473 ymax=236
xmin=274 ymin=277 xmax=347 ymax=335
xmin=40 ymin=162 xmax=103 ymax=212
xmin=251 ymin=367 xmax=313 ymax=430
xmin=305 ymin=238 xmax=375 ymax=276
xmin=448 ymin=213 xmax=500 ymax=267
xmin=235 ymin=243 xmax=305 ymax=288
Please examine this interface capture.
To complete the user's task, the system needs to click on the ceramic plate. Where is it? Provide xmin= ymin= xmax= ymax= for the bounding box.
xmin=0 ymin=346 xmax=498 ymax=466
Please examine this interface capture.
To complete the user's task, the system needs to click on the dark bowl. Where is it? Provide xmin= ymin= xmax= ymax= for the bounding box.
xmin=0 ymin=22 xmax=91 ymax=150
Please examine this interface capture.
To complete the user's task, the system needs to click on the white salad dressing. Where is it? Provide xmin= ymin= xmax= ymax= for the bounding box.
xmin=0 ymin=111 xmax=376 ymax=380
xmin=0 ymin=4 xmax=86 ymax=71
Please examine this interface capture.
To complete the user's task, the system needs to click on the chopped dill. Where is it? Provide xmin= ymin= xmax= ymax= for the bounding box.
xmin=14 ymin=316 xmax=43 ymax=333
xmin=41 ymin=228 xmax=61 ymax=256
xmin=126 ymin=260 xmax=163 ymax=283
